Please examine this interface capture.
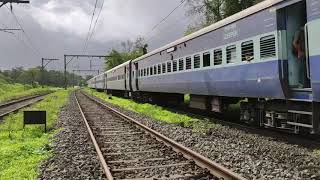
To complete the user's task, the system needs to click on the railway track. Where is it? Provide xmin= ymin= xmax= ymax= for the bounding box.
xmin=75 ymin=90 xmax=245 ymax=180
xmin=0 ymin=94 xmax=48 ymax=119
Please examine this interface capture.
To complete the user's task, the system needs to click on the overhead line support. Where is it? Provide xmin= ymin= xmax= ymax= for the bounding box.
xmin=64 ymin=54 xmax=110 ymax=90
xmin=41 ymin=58 xmax=59 ymax=88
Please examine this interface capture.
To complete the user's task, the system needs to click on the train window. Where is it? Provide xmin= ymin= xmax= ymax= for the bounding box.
xmin=179 ymin=58 xmax=184 ymax=71
xmin=144 ymin=69 xmax=146 ymax=76
xmin=147 ymin=68 xmax=149 ymax=76
xmin=167 ymin=62 xmax=172 ymax=73
xmin=203 ymin=52 xmax=210 ymax=67
xmin=150 ymin=67 xmax=153 ymax=75
xmin=158 ymin=64 xmax=161 ymax=74
xmin=173 ymin=60 xmax=177 ymax=72
xmin=241 ymin=40 xmax=254 ymax=61
xmin=260 ymin=35 xmax=276 ymax=59
xmin=214 ymin=49 xmax=223 ymax=65
xmin=226 ymin=45 xmax=236 ymax=64
xmin=154 ymin=65 xmax=157 ymax=75
xmin=194 ymin=55 xmax=200 ymax=69
xmin=186 ymin=57 xmax=192 ymax=70
xmin=162 ymin=63 xmax=166 ymax=74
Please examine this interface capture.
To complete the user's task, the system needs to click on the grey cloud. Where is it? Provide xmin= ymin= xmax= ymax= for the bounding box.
xmin=0 ymin=0 xmax=189 ymax=75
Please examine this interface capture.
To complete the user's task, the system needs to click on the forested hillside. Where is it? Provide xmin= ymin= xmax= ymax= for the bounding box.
xmin=0 ymin=67 xmax=87 ymax=88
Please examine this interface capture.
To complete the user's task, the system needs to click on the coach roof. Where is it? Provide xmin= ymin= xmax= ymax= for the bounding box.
xmin=132 ymin=0 xmax=284 ymax=63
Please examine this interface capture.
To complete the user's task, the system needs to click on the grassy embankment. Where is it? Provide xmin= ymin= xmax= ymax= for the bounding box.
xmin=0 ymin=90 xmax=71 ymax=179
xmin=84 ymin=88 xmax=220 ymax=133
xmin=0 ymin=78 xmax=54 ymax=103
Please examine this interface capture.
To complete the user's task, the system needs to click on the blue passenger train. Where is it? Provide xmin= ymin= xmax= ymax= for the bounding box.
xmin=88 ymin=0 xmax=320 ymax=134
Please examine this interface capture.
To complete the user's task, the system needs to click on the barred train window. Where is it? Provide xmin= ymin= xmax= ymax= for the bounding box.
xmin=203 ymin=52 xmax=210 ymax=67
xmin=186 ymin=57 xmax=192 ymax=70
xmin=167 ymin=62 xmax=172 ymax=73
xmin=154 ymin=65 xmax=157 ymax=75
xmin=194 ymin=55 xmax=200 ymax=69
xmin=260 ymin=35 xmax=276 ymax=59
xmin=214 ymin=49 xmax=222 ymax=65
xmin=173 ymin=60 xmax=177 ymax=72
xmin=158 ymin=64 xmax=161 ymax=74
xmin=150 ymin=67 xmax=153 ymax=75
xmin=162 ymin=63 xmax=166 ymax=74
xmin=226 ymin=45 xmax=237 ymax=64
xmin=241 ymin=40 xmax=254 ymax=61
xmin=179 ymin=59 xmax=184 ymax=71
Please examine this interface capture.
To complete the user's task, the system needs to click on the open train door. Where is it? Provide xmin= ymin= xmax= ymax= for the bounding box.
xmin=124 ymin=66 xmax=127 ymax=91
xmin=134 ymin=62 xmax=139 ymax=91
xmin=306 ymin=0 xmax=320 ymax=102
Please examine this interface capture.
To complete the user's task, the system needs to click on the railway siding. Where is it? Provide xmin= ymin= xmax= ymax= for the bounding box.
xmin=0 ymin=90 xmax=70 ymax=179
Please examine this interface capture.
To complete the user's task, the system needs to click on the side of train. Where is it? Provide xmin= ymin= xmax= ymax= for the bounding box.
xmin=88 ymin=0 xmax=320 ymax=134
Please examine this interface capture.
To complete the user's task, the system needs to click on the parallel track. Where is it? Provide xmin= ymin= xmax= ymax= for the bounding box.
xmin=75 ymin=90 xmax=245 ymax=180
xmin=0 ymin=94 xmax=48 ymax=119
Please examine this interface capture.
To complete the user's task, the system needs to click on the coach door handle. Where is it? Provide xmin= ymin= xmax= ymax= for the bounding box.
xmin=304 ymin=23 xmax=311 ymax=79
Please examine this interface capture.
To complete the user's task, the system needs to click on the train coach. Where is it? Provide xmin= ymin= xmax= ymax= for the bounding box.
xmin=89 ymin=0 xmax=320 ymax=134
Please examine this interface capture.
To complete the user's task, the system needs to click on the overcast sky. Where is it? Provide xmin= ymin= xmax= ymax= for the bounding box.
xmin=0 ymin=0 xmax=192 ymax=76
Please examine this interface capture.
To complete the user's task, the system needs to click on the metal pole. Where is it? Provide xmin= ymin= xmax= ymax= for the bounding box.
xmin=64 ymin=55 xmax=67 ymax=90
xmin=72 ymin=70 xmax=75 ymax=88
xmin=41 ymin=58 xmax=44 ymax=88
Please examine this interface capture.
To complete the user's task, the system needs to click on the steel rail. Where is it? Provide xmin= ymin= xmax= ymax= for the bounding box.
xmin=0 ymin=94 xmax=48 ymax=119
xmin=79 ymin=90 xmax=245 ymax=180
xmin=0 ymin=94 xmax=44 ymax=108
xmin=74 ymin=92 xmax=114 ymax=180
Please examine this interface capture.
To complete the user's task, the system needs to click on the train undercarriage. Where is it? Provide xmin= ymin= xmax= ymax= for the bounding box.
xmin=240 ymin=99 xmax=320 ymax=134
xmin=105 ymin=89 xmax=320 ymax=134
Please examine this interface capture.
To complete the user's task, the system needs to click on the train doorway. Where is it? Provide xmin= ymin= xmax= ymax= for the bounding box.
xmin=281 ymin=1 xmax=310 ymax=88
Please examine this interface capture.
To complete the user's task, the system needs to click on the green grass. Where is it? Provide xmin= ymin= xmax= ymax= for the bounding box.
xmin=84 ymin=88 xmax=220 ymax=133
xmin=0 ymin=81 xmax=55 ymax=103
xmin=0 ymin=90 xmax=71 ymax=180
xmin=315 ymin=149 xmax=320 ymax=157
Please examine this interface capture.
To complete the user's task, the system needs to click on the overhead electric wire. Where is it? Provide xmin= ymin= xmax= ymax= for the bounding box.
xmin=145 ymin=0 xmax=186 ymax=40
xmin=0 ymin=17 xmax=39 ymax=59
xmin=82 ymin=0 xmax=99 ymax=54
xmin=6 ymin=5 xmax=42 ymax=57
xmin=87 ymin=0 xmax=105 ymax=47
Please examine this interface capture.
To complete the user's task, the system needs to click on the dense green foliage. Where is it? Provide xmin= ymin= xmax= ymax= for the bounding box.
xmin=85 ymin=88 xmax=219 ymax=133
xmin=105 ymin=37 xmax=148 ymax=70
xmin=0 ymin=78 xmax=54 ymax=103
xmin=185 ymin=0 xmax=264 ymax=34
xmin=0 ymin=66 xmax=86 ymax=88
xmin=0 ymin=90 xmax=71 ymax=179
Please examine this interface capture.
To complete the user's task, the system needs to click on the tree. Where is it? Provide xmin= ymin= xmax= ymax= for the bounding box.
xmin=185 ymin=0 xmax=264 ymax=35
xmin=0 ymin=67 xmax=86 ymax=88
xmin=105 ymin=37 xmax=148 ymax=70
